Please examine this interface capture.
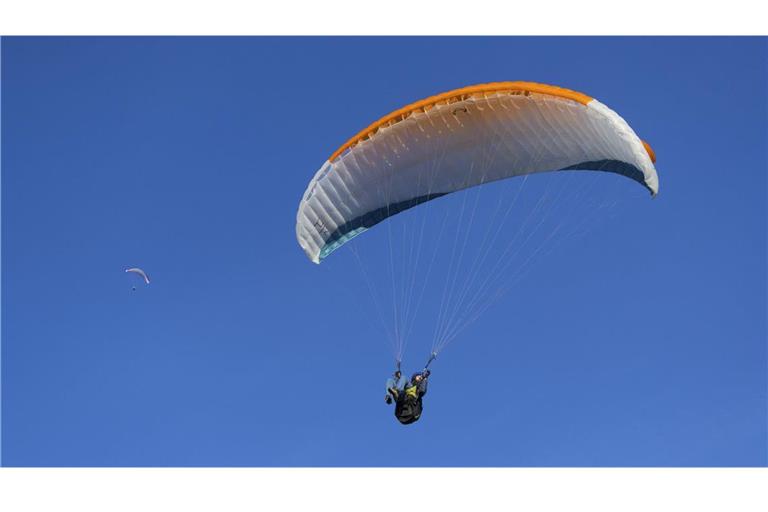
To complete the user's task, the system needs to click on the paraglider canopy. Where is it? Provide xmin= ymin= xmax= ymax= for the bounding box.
xmin=294 ymin=80 xmax=660 ymax=365
xmin=125 ymin=267 xmax=150 ymax=290
xmin=296 ymin=81 xmax=658 ymax=264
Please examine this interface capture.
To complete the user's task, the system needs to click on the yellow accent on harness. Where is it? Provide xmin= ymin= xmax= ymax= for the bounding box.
xmin=405 ymin=386 xmax=418 ymax=399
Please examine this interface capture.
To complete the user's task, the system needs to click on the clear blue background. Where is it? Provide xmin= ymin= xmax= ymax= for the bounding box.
xmin=2 ymin=37 xmax=766 ymax=466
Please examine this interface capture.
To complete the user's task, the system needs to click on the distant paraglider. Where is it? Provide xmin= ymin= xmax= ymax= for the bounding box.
xmin=125 ymin=267 xmax=150 ymax=291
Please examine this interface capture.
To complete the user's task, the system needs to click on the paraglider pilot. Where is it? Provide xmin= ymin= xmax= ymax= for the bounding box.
xmin=385 ymin=355 xmax=434 ymax=425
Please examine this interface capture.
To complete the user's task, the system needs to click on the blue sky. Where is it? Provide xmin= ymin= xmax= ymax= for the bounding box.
xmin=2 ymin=37 xmax=766 ymax=466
